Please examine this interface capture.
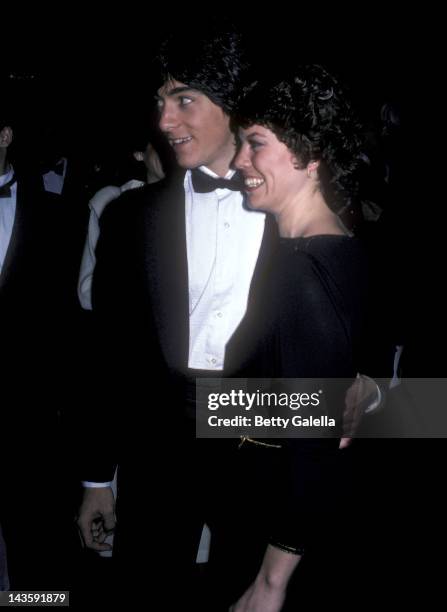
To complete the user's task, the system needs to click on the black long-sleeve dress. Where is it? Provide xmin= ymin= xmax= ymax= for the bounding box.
xmin=211 ymin=234 xmax=368 ymax=600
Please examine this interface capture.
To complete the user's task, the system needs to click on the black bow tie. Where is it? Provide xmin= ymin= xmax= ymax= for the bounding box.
xmin=0 ymin=174 xmax=16 ymax=198
xmin=191 ymin=169 xmax=245 ymax=193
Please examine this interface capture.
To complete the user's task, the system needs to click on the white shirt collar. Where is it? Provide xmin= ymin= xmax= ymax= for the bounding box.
xmin=197 ymin=165 xmax=236 ymax=180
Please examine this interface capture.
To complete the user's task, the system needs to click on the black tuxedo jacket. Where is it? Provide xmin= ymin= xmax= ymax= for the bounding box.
xmin=1 ymin=172 xmax=78 ymax=423
xmin=85 ymin=171 xmax=279 ymax=481
xmin=1 ymin=172 xmax=83 ymax=588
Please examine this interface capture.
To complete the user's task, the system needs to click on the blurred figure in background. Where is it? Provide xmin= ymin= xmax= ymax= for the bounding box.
xmin=78 ymin=131 xmax=166 ymax=310
xmin=1 ymin=80 xmax=79 ymax=592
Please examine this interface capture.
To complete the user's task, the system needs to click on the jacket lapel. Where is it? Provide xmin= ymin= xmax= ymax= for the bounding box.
xmin=224 ymin=213 xmax=279 ymax=375
xmin=142 ymin=173 xmax=190 ymax=373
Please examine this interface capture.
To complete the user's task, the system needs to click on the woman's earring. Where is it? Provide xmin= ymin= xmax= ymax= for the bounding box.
xmin=307 ymin=163 xmax=318 ymax=179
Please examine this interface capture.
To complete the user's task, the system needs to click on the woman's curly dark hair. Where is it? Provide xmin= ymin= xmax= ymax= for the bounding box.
xmin=234 ymin=64 xmax=365 ymax=221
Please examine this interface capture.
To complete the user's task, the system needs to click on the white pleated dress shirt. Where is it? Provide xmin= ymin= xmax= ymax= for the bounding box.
xmin=185 ymin=166 xmax=266 ymax=370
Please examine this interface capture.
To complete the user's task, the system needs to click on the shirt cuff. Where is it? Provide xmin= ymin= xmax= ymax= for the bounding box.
xmin=360 ymin=375 xmax=383 ymax=415
xmin=82 ymin=481 xmax=113 ymax=488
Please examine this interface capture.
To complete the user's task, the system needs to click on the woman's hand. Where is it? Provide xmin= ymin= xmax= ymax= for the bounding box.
xmin=229 ymin=543 xmax=302 ymax=611
xmin=229 ymin=579 xmax=286 ymax=612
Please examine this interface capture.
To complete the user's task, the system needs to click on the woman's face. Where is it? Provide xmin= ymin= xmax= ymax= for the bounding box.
xmin=234 ymin=124 xmax=308 ymax=214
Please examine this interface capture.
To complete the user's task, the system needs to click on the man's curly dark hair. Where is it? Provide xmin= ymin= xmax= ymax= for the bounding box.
xmin=234 ymin=64 xmax=365 ymax=220
xmin=153 ymin=23 xmax=250 ymax=114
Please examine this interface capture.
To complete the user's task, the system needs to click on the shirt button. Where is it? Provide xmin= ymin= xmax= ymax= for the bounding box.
xmin=216 ymin=312 xmax=223 ymax=318
xmin=224 ymin=222 xmax=230 ymax=228
xmin=211 ymin=358 xmax=217 ymax=364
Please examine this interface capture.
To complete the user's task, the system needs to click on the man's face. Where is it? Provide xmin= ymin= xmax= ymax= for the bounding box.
xmin=157 ymin=79 xmax=236 ymax=177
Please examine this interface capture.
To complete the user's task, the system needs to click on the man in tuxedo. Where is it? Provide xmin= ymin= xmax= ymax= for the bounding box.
xmin=77 ymin=26 xmax=256 ymax=604
xmin=0 ymin=105 xmax=79 ymax=590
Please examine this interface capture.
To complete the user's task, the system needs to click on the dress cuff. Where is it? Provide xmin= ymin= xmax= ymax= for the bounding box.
xmin=269 ymin=538 xmax=305 ymax=556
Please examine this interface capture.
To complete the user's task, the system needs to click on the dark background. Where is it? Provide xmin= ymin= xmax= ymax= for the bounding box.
xmin=3 ymin=10 xmax=433 ymax=157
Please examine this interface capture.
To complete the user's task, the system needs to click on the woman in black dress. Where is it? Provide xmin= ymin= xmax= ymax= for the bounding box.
xmin=225 ymin=65 xmax=369 ymax=611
